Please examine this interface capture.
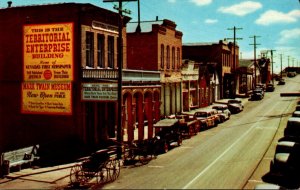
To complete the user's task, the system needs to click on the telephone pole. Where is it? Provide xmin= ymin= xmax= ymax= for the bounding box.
xmin=227 ymin=26 xmax=243 ymax=71
xmin=269 ymin=49 xmax=276 ymax=84
xmin=280 ymin=54 xmax=283 ymax=78
xmin=226 ymin=26 xmax=242 ymax=97
xmin=103 ymin=0 xmax=136 ymax=152
xmin=249 ymin=35 xmax=261 ymax=88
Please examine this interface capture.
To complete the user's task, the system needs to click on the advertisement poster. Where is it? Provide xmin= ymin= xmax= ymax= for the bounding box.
xmin=21 ymin=82 xmax=72 ymax=115
xmin=23 ymin=23 xmax=73 ymax=81
xmin=82 ymin=83 xmax=118 ymax=101
xmin=22 ymin=23 xmax=73 ymax=114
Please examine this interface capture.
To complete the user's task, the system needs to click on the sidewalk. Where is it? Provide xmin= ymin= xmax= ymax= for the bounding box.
xmin=0 ymin=163 xmax=75 ymax=189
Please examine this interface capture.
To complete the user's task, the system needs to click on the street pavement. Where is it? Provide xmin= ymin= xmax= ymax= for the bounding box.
xmin=0 ymin=94 xmax=298 ymax=189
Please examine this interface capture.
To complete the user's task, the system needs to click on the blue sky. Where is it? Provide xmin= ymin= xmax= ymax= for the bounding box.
xmin=4 ymin=0 xmax=300 ymax=72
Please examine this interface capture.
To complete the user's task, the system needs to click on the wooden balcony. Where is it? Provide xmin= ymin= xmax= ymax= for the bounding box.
xmin=82 ymin=69 xmax=118 ymax=79
xmin=82 ymin=69 xmax=160 ymax=82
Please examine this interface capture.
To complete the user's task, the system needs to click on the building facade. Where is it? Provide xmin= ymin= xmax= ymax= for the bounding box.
xmin=127 ymin=19 xmax=183 ymax=118
xmin=182 ymin=40 xmax=239 ymax=99
xmin=0 ymin=3 xmax=133 ymax=154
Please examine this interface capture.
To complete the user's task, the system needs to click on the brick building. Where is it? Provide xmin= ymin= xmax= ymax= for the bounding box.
xmin=183 ymin=40 xmax=239 ymax=99
xmin=127 ymin=19 xmax=183 ymax=117
xmin=0 ymin=3 xmax=135 ymax=157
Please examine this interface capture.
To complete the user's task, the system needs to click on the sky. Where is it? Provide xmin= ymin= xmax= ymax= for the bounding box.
xmin=3 ymin=0 xmax=300 ymax=73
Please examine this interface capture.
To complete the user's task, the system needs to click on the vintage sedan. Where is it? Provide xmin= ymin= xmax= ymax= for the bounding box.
xmin=266 ymin=84 xmax=275 ymax=92
xmin=193 ymin=110 xmax=215 ymax=128
xmin=153 ymin=119 xmax=183 ymax=153
xmin=278 ymin=78 xmax=285 ymax=85
xmin=227 ymin=99 xmax=244 ymax=114
xmin=251 ymin=88 xmax=264 ymax=100
xmin=212 ymin=104 xmax=231 ymax=121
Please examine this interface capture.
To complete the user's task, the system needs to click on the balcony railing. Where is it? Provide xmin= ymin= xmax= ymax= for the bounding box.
xmin=82 ymin=69 xmax=118 ymax=79
xmin=82 ymin=68 xmax=161 ymax=82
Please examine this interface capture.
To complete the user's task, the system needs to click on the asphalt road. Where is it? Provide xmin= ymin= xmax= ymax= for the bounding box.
xmin=101 ymin=76 xmax=300 ymax=189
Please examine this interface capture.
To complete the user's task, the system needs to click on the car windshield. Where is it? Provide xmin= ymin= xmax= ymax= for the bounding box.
xmin=213 ymin=106 xmax=226 ymax=110
xmin=228 ymin=100 xmax=240 ymax=104
xmin=194 ymin=112 xmax=208 ymax=117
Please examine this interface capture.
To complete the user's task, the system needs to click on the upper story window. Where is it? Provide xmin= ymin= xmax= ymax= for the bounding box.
xmin=160 ymin=44 xmax=164 ymax=69
xmin=97 ymin=34 xmax=105 ymax=68
xmin=172 ymin=47 xmax=175 ymax=69
xmin=86 ymin=32 xmax=94 ymax=68
xmin=108 ymin=36 xmax=114 ymax=68
xmin=166 ymin=45 xmax=170 ymax=69
xmin=177 ymin=47 xmax=181 ymax=69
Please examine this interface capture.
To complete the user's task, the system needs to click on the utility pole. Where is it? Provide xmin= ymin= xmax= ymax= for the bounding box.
xmin=249 ymin=35 xmax=261 ymax=88
xmin=135 ymin=0 xmax=141 ymax=32
xmin=103 ymin=0 xmax=136 ymax=156
xmin=280 ymin=54 xmax=283 ymax=78
xmin=227 ymin=26 xmax=243 ymax=71
xmin=226 ymin=26 xmax=242 ymax=97
xmin=269 ymin=49 xmax=276 ymax=84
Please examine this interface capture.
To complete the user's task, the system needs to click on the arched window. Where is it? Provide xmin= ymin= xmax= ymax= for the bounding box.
xmin=160 ymin=44 xmax=164 ymax=69
xmin=177 ymin=47 xmax=181 ymax=69
xmin=167 ymin=45 xmax=170 ymax=69
xmin=172 ymin=47 xmax=175 ymax=69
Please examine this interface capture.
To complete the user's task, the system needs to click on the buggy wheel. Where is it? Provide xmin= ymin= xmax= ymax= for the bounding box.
xmin=70 ymin=164 xmax=84 ymax=185
xmin=96 ymin=165 xmax=109 ymax=184
xmin=108 ymin=160 xmax=121 ymax=181
xmin=123 ymin=146 xmax=135 ymax=165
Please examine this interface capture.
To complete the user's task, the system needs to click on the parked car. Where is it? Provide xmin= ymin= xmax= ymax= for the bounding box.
xmin=278 ymin=78 xmax=285 ymax=85
xmin=153 ymin=119 xmax=183 ymax=153
xmin=256 ymin=83 xmax=266 ymax=91
xmin=193 ymin=110 xmax=215 ymax=128
xmin=227 ymin=99 xmax=244 ymax=114
xmin=251 ymin=88 xmax=264 ymax=100
xmin=212 ymin=104 xmax=231 ymax=121
xmin=283 ymin=117 xmax=300 ymax=138
xmin=210 ymin=109 xmax=221 ymax=125
xmin=292 ymin=111 xmax=300 ymax=117
xmin=176 ymin=114 xmax=199 ymax=137
xmin=266 ymin=84 xmax=275 ymax=92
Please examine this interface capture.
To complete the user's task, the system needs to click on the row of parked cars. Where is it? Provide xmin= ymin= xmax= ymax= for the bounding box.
xmin=257 ymin=101 xmax=300 ymax=189
xmin=153 ymin=99 xmax=244 ymax=153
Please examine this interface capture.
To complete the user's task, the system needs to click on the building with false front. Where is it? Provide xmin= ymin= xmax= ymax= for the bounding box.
xmin=182 ymin=40 xmax=239 ymax=99
xmin=127 ymin=19 xmax=183 ymax=118
xmin=0 ymin=3 xmax=160 ymax=157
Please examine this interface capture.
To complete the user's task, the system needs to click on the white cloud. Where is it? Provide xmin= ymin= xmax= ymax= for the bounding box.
xmin=190 ymin=0 xmax=212 ymax=6
xmin=277 ymin=28 xmax=300 ymax=44
xmin=205 ymin=19 xmax=218 ymax=24
xmin=218 ymin=1 xmax=262 ymax=16
xmin=256 ymin=10 xmax=300 ymax=26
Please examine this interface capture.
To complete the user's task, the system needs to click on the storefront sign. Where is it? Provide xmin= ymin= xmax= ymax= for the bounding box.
xmin=23 ymin=23 xmax=74 ymax=81
xmin=21 ymin=82 xmax=72 ymax=115
xmin=82 ymin=83 xmax=118 ymax=101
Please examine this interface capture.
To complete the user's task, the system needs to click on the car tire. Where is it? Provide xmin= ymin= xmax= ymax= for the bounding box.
xmin=163 ymin=142 xmax=169 ymax=153
xmin=177 ymin=137 xmax=182 ymax=146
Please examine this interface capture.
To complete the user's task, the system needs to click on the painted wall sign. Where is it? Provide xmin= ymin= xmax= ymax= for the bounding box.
xmin=23 ymin=23 xmax=74 ymax=81
xmin=21 ymin=82 xmax=72 ymax=115
xmin=82 ymin=83 xmax=118 ymax=101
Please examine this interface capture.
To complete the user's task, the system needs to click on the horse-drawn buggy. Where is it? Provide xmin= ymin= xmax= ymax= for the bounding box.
xmin=69 ymin=146 xmax=120 ymax=186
